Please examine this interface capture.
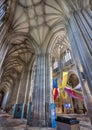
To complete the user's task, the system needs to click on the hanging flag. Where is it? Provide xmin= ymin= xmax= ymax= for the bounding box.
xmin=58 ymin=79 xmax=62 ymax=88
xmin=65 ymin=87 xmax=83 ymax=100
xmin=62 ymin=72 xmax=68 ymax=88
xmin=58 ymin=72 xmax=68 ymax=89
xmin=61 ymin=90 xmax=68 ymax=99
xmin=57 ymin=72 xmax=68 ymax=99
xmin=53 ymin=88 xmax=58 ymax=100
xmin=57 ymin=88 xmax=60 ymax=96
xmin=53 ymin=79 xmax=58 ymax=88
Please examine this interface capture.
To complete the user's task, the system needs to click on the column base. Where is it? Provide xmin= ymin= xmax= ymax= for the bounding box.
xmin=30 ymin=119 xmax=46 ymax=127
xmin=30 ymin=112 xmax=52 ymax=127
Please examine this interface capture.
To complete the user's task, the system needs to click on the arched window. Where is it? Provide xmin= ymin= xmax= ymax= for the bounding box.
xmin=64 ymin=51 xmax=71 ymax=62
xmin=53 ymin=59 xmax=58 ymax=69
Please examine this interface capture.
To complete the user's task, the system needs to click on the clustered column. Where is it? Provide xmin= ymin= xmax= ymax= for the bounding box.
xmin=31 ymin=53 xmax=53 ymax=126
xmin=31 ymin=54 xmax=45 ymax=126
xmin=14 ymin=63 xmax=31 ymax=118
xmin=8 ymin=73 xmax=21 ymax=105
xmin=45 ymin=53 xmax=53 ymax=125
xmin=67 ymin=9 xmax=92 ymax=122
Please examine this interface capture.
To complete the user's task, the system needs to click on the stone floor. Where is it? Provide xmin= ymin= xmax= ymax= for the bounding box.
xmin=0 ymin=111 xmax=92 ymax=130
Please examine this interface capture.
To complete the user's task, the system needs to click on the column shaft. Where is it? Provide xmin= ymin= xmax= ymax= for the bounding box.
xmin=45 ymin=54 xmax=53 ymax=125
xmin=9 ymin=74 xmax=21 ymax=105
xmin=31 ymin=53 xmax=53 ymax=126
xmin=1 ymin=90 xmax=9 ymax=109
xmin=31 ymin=54 xmax=45 ymax=126
xmin=17 ymin=64 xmax=30 ymax=104
xmin=67 ymin=9 xmax=92 ymax=118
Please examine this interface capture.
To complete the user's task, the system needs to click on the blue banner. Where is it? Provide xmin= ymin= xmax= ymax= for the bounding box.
xmin=53 ymin=79 xmax=58 ymax=88
xmin=50 ymin=103 xmax=56 ymax=128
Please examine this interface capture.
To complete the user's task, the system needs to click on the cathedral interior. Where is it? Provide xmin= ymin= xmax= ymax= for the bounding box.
xmin=0 ymin=0 xmax=92 ymax=129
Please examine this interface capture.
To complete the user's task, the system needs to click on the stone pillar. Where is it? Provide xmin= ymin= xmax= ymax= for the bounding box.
xmin=21 ymin=64 xmax=31 ymax=119
xmin=25 ymin=56 xmax=35 ymax=105
xmin=9 ymin=73 xmax=21 ymax=105
xmin=0 ymin=42 xmax=9 ymax=79
xmin=15 ymin=63 xmax=31 ymax=118
xmin=67 ymin=9 xmax=92 ymax=121
xmin=1 ymin=90 xmax=9 ymax=110
xmin=16 ymin=64 xmax=30 ymax=104
xmin=27 ymin=68 xmax=35 ymax=103
xmin=31 ymin=54 xmax=45 ymax=126
xmin=45 ymin=54 xmax=53 ymax=126
xmin=31 ymin=53 xmax=53 ymax=126
xmin=0 ymin=6 xmax=11 ymax=76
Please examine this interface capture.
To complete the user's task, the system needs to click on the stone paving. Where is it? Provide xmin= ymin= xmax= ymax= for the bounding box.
xmin=0 ymin=111 xmax=92 ymax=130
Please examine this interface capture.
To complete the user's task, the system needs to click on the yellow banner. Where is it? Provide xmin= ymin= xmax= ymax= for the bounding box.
xmin=58 ymin=72 xmax=68 ymax=89
xmin=58 ymin=72 xmax=68 ymax=99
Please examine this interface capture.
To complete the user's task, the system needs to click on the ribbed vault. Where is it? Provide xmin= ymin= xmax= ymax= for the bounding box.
xmin=0 ymin=39 xmax=35 ymax=91
xmin=0 ymin=0 xmax=91 ymax=93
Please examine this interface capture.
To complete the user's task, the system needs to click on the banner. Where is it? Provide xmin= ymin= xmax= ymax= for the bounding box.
xmin=53 ymin=79 xmax=58 ymax=88
xmin=58 ymin=72 xmax=68 ymax=89
xmin=53 ymin=88 xmax=58 ymax=100
xmin=57 ymin=72 xmax=68 ymax=99
xmin=61 ymin=72 xmax=68 ymax=88
xmin=50 ymin=103 xmax=56 ymax=128
xmin=65 ymin=87 xmax=83 ymax=100
xmin=61 ymin=90 xmax=68 ymax=99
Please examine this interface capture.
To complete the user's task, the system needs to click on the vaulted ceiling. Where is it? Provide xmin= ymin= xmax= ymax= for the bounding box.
xmin=0 ymin=0 xmax=91 ymax=91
